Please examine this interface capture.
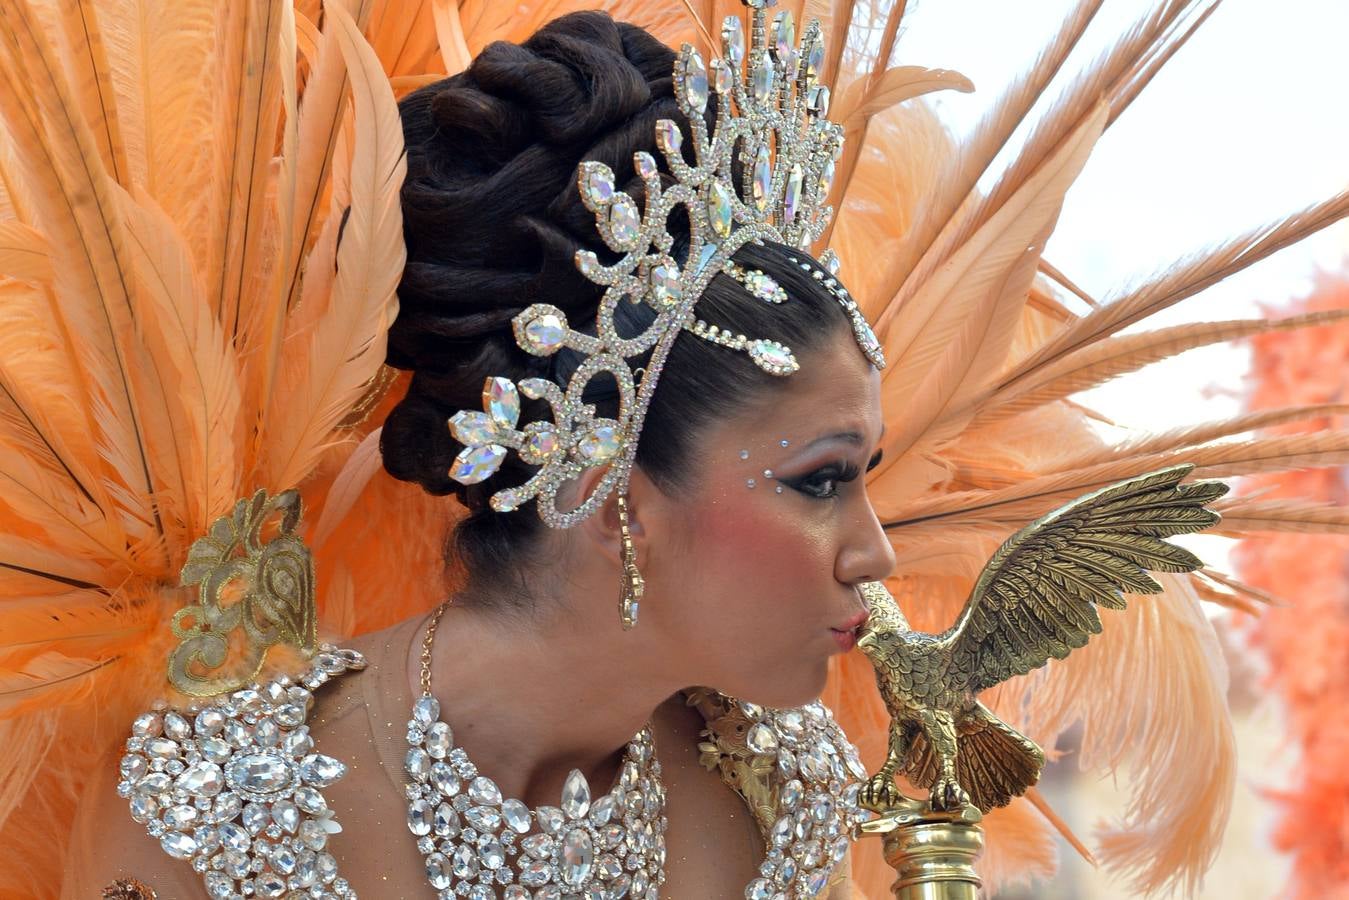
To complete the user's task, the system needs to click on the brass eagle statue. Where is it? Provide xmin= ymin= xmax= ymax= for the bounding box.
xmin=855 ymin=465 xmax=1228 ymax=814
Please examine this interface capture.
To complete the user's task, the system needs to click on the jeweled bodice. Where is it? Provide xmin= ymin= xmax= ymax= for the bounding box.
xmin=116 ymin=649 xmax=865 ymax=899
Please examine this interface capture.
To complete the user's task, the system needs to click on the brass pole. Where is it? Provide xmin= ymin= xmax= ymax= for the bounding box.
xmin=860 ymin=803 xmax=985 ymax=899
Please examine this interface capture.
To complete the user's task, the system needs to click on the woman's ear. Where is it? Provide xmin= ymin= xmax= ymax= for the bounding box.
xmin=575 ymin=467 xmax=649 ymax=570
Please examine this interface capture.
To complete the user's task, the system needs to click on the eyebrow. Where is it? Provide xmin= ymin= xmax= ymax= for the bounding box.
xmin=802 ymin=424 xmax=886 ymax=450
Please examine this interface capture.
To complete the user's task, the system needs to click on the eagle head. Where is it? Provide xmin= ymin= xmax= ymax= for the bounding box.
xmin=854 ymin=581 xmax=909 ymax=664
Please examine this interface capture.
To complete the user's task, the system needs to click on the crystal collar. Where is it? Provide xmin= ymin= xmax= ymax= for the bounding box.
xmin=405 ymin=603 xmax=668 ymax=898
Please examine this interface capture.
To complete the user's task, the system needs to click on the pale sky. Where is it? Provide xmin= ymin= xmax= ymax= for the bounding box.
xmin=898 ymin=0 xmax=1349 ymax=569
xmin=891 ymin=4 xmax=1345 ymax=896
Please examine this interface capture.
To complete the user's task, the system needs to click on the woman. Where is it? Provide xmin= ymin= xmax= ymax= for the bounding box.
xmin=13 ymin=0 xmax=1346 ymax=897
xmin=70 ymin=9 xmax=893 ymax=898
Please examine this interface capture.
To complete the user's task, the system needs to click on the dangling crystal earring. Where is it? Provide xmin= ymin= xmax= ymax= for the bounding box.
xmin=617 ymin=493 xmax=643 ymax=629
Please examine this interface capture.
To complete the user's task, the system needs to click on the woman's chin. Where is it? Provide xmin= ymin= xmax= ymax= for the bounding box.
xmin=735 ymin=657 xmax=831 ymax=709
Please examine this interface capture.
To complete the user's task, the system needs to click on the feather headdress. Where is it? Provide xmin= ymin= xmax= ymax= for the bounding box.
xmin=0 ymin=1 xmax=1345 ymax=898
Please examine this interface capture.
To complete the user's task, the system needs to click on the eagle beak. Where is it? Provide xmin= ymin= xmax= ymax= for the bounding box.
xmin=855 ymin=631 xmax=876 ymax=652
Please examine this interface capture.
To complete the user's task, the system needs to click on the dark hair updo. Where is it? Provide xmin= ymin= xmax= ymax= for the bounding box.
xmin=382 ymin=11 xmax=857 ymax=596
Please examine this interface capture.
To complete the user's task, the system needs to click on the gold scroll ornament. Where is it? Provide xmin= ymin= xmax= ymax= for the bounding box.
xmin=169 ymin=488 xmax=318 ymax=697
xmin=853 ymin=465 xmax=1228 ymax=897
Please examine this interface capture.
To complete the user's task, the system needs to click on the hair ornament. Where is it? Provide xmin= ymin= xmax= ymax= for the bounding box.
xmin=447 ymin=0 xmax=885 ymax=527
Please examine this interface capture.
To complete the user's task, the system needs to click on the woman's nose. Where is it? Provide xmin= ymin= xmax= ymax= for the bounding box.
xmin=837 ymin=496 xmax=896 ymax=585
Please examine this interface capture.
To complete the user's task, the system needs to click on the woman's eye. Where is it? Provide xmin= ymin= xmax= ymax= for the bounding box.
xmin=797 ymin=475 xmax=841 ymax=498
xmin=788 ymin=463 xmax=860 ymax=499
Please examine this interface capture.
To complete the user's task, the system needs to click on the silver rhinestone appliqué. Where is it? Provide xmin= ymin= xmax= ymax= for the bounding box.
xmin=117 ymin=647 xmax=366 ymax=899
xmin=738 ymin=701 xmax=869 ymax=900
xmin=406 ymin=701 xmax=668 ymax=899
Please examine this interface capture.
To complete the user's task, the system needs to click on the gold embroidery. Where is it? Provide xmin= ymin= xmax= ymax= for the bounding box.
xmin=687 ymin=688 xmax=856 ymax=893
xmin=101 ymin=877 xmax=156 ymax=899
xmin=168 ymin=488 xmax=317 ymax=697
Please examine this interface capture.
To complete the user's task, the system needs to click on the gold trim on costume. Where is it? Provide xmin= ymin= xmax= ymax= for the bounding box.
xmin=168 ymin=488 xmax=317 ymax=697
xmin=101 ymin=877 xmax=157 ymax=899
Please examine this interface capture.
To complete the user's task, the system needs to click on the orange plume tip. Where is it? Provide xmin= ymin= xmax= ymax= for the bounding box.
xmin=1024 ymin=786 xmax=1096 ymax=867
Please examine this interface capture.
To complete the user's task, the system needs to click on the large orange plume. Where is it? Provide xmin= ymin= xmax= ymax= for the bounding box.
xmin=0 ymin=2 xmax=1346 ymax=898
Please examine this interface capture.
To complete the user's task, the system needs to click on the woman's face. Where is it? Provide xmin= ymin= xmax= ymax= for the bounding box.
xmin=641 ymin=330 xmax=895 ymax=708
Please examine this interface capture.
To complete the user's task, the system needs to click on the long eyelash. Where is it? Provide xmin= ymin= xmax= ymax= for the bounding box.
xmin=788 ymin=462 xmax=862 ymax=499
xmin=866 ymin=450 xmax=883 ymax=472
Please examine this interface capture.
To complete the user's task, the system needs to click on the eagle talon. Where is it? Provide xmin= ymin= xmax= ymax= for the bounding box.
xmin=930 ymin=774 xmax=970 ymax=811
xmin=860 ymin=773 xmax=901 ymax=812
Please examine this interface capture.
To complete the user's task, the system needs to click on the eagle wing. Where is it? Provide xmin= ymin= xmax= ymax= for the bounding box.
xmin=943 ymin=465 xmax=1228 ymax=696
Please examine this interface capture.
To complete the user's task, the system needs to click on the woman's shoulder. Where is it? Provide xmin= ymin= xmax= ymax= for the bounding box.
xmin=685 ymin=688 xmax=868 ymax=783
xmin=62 ymin=617 xmax=426 ymax=900
xmin=679 ymin=688 xmax=869 ymax=896
xmin=62 ymin=741 xmax=203 ymax=899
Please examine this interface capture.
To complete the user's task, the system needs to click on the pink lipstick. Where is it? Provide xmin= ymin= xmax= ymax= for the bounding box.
xmin=831 ymin=610 xmax=869 ymax=652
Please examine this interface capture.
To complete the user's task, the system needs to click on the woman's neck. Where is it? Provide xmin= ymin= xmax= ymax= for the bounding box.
xmin=406 ymin=600 xmax=675 ymax=808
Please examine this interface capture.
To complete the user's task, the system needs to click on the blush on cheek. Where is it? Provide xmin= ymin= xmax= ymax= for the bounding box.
xmin=696 ymin=491 xmax=832 ymax=608
xmin=683 ymin=491 xmax=840 ymax=707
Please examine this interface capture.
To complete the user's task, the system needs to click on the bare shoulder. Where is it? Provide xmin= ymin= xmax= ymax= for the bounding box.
xmin=62 ymin=746 xmax=203 ymax=899
xmin=825 ymin=852 xmax=855 ymax=898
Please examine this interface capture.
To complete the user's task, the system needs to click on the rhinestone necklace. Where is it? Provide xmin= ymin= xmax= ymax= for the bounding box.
xmin=404 ymin=603 xmax=668 ymax=899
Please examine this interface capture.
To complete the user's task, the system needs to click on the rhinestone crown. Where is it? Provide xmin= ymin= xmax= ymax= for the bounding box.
xmin=447 ymin=0 xmax=886 ymax=527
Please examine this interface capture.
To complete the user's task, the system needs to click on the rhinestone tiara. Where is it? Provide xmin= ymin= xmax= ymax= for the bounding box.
xmin=446 ymin=0 xmax=886 ymax=527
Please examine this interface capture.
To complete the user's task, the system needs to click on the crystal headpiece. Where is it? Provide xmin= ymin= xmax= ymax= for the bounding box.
xmin=447 ymin=0 xmax=886 ymax=527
